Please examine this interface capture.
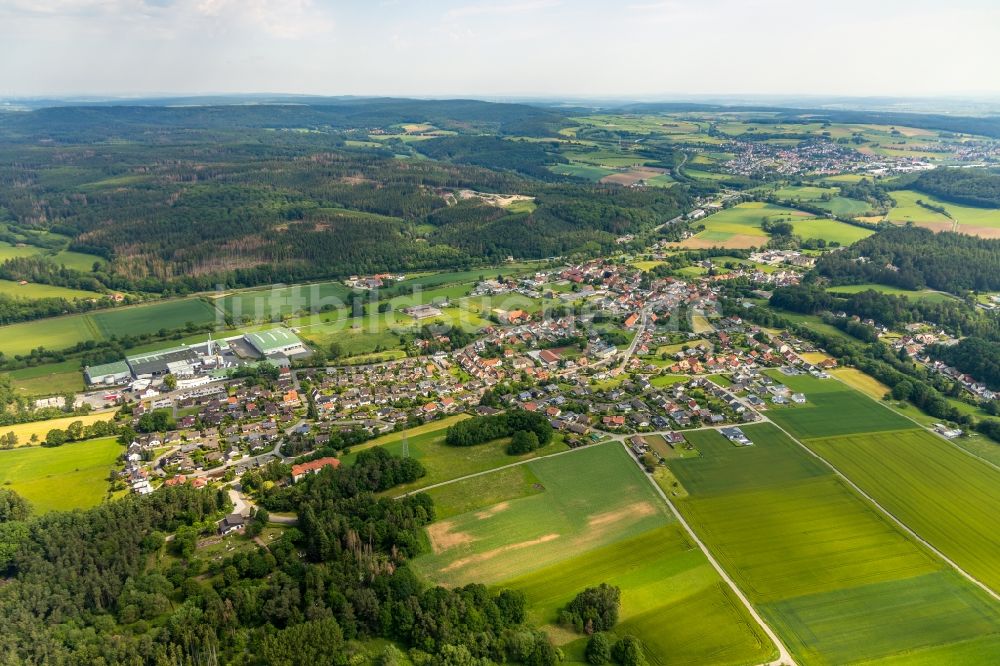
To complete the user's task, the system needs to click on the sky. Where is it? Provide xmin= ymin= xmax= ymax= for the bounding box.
xmin=1 ymin=0 xmax=999 ymax=99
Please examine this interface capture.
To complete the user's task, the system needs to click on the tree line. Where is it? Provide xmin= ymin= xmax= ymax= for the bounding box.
xmin=814 ymin=225 xmax=1000 ymax=294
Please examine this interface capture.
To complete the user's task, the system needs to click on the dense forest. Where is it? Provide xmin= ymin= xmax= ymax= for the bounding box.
xmin=0 ymin=447 xmax=575 ymax=664
xmin=908 ymin=168 xmax=1000 ymax=208
xmin=771 ymin=284 xmax=999 ymax=341
xmin=813 ymin=226 xmax=1000 ymax=293
xmin=0 ymin=105 xmax=688 ymax=294
xmin=0 ymin=98 xmax=570 ymax=143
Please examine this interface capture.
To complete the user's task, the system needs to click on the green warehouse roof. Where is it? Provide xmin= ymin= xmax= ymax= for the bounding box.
xmin=245 ymin=328 xmax=303 ymax=353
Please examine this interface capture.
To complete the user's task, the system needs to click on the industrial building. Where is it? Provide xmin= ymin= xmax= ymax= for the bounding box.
xmin=245 ymin=329 xmax=310 ymax=357
xmin=83 ymin=328 xmax=310 ymax=387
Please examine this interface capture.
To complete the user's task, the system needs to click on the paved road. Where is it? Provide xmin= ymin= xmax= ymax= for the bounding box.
xmin=189 ymin=435 xmax=290 ymax=479
xmin=228 ymin=484 xmax=251 ymax=516
xmin=227 ymin=481 xmax=299 ymax=525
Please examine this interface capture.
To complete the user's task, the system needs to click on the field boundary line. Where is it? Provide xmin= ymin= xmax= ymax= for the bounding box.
xmin=623 ymin=441 xmax=796 ymax=666
xmin=767 ymin=419 xmax=1000 ymax=603
xmin=826 ymin=371 xmax=1000 ymax=475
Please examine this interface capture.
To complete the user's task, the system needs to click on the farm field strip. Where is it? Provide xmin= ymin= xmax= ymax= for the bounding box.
xmin=635 ymin=442 xmax=793 ymax=666
xmin=504 ymin=521 xmax=779 ymax=666
xmin=413 ymin=443 xmax=672 ymax=587
xmin=0 ymin=411 xmax=116 ymax=447
xmin=415 ymin=441 xmax=781 ymax=665
xmin=761 ymin=370 xmax=1000 ymax=600
xmin=341 ymin=415 xmax=570 ymax=496
xmin=0 ymin=297 xmax=218 ymax=356
xmin=666 ymin=423 xmax=1000 ymax=664
xmin=802 ymin=429 xmax=1000 ymax=597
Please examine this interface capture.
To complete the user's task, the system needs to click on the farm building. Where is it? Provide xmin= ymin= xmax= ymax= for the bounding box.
xmin=244 ymin=329 xmax=308 ymax=357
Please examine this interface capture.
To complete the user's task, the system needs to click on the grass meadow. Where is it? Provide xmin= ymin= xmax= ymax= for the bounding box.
xmin=0 ymin=279 xmax=99 ymax=300
xmin=787 ymin=217 xmax=874 ymax=245
xmin=677 ymin=202 xmax=811 ymax=249
xmin=412 ymin=443 xmax=672 ymax=586
xmin=764 ymin=374 xmax=913 ymax=439
xmin=4 ymin=359 xmax=86 ymax=396
xmin=0 ymin=436 xmax=120 ymax=512
xmin=886 ymin=190 xmax=1000 ymax=236
xmin=826 ymin=282 xmax=956 ymax=304
xmin=504 ymin=525 xmax=776 ymax=666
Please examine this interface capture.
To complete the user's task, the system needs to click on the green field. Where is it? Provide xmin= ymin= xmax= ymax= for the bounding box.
xmin=887 ymin=190 xmax=1000 ymax=234
xmin=0 ymin=242 xmax=45 ymax=262
xmin=416 ymin=443 xmax=776 ymax=665
xmin=771 ymin=185 xmax=871 ymax=218
xmin=0 ymin=436 xmax=120 ymax=512
xmin=827 ymin=283 xmax=957 ymax=303
xmin=806 ymin=428 xmax=1000 ymax=595
xmin=773 ymin=185 xmax=834 ymax=201
xmin=90 ymin=299 xmax=217 ymax=337
xmin=216 ymin=280 xmax=354 ymax=320
xmin=294 ymin=305 xmax=489 ymax=356
xmin=787 ymin=217 xmax=874 ymax=245
xmin=424 ymin=465 xmax=546 ymax=520
xmin=0 ymin=297 xmax=218 ymax=356
xmin=767 ymin=571 xmax=1000 ymax=665
xmin=549 ymin=163 xmax=615 ymax=181
xmin=815 ymin=196 xmax=872 ymax=217
xmin=53 ymin=250 xmax=107 ymax=271
xmin=765 ymin=373 xmax=913 ymax=439
xmin=668 ymin=423 xmax=1000 ymax=664
xmin=0 ymin=279 xmax=99 ymax=300
xmin=0 ymin=314 xmax=100 ymax=356
xmin=5 ymin=359 xmax=85 ymax=396
xmin=680 ymin=202 xmax=813 ymax=249
xmin=504 ymin=525 xmax=776 ymax=666
xmin=413 ymin=443 xmax=672 ymax=586
xmin=0 ymin=242 xmax=105 ymax=272
xmin=0 ymin=412 xmax=116 ymax=448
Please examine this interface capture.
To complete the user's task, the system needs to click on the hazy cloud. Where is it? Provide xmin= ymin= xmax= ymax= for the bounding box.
xmin=1 ymin=0 xmax=997 ymax=97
